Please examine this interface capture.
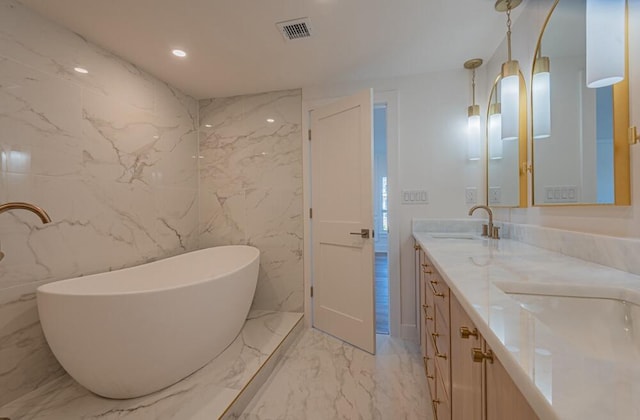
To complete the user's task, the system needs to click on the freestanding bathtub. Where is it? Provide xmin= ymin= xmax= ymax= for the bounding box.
xmin=36 ymin=245 xmax=260 ymax=399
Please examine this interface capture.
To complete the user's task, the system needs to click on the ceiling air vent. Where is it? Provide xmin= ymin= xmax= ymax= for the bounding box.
xmin=276 ymin=18 xmax=312 ymax=41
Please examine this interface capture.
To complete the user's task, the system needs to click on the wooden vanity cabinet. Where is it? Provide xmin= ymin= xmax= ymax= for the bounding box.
xmin=415 ymin=243 xmax=539 ymax=420
xmin=485 ymin=350 xmax=538 ymax=420
xmin=450 ymin=293 xmax=482 ymax=420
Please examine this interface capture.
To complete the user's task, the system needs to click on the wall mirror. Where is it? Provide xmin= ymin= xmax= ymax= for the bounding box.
xmin=531 ymin=0 xmax=630 ymax=206
xmin=486 ymin=72 xmax=528 ymax=207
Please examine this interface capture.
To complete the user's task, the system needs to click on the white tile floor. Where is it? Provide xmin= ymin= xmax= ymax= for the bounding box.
xmin=238 ymin=328 xmax=433 ymax=420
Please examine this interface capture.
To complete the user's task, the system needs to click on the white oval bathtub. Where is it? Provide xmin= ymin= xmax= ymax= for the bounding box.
xmin=36 ymin=245 xmax=260 ymax=399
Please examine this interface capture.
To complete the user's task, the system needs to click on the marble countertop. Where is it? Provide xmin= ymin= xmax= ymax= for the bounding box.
xmin=413 ymin=232 xmax=640 ymax=420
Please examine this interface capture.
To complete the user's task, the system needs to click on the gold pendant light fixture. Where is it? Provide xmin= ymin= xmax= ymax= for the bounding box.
xmin=488 ymin=100 xmax=503 ymax=160
xmin=586 ymin=0 xmax=625 ymax=88
xmin=495 ymin=0 xmax=522 ymax=141
xmin=464 ymin=58 xmax=483 ymax=161
xmin=532 ymin=48 xmax=551 ymax=139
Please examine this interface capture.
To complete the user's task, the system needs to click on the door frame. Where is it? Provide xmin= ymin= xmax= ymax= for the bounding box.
xmin=303 ymin=90 xmax=400 ymax=337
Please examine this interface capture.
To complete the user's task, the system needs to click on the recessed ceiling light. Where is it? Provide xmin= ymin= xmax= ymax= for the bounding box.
xmin=204 ymin=124 xmax=212 ymax=128
xmin=172 ymin=49 xmax=187 ymax=58
xmin=74 ymin=67 xmax=88 ymax=74
xmin=266 ymin=118 xmax=275 ymax=123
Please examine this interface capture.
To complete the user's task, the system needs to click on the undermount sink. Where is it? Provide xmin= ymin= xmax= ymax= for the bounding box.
xmin=429 ymin=232 xmax=482 ymax=240
xmin=495 ymin=281 xmax=640 ymax=362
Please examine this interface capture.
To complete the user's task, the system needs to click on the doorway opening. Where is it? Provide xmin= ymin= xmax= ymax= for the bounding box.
xmin=374 ymin=104 xmax=389 ymax=335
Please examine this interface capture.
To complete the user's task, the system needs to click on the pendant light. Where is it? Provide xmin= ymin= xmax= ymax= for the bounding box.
xmin=586 ymin=0 xmax=625 ymax=88
xmin=488 ymin=102 xmax=503 ymax=160
xmin=496 ymin=0 xmax=522 ymax=141
xmin=464 ymin=58 xmax=483 ymax=161
xmin=532 ymin=49 xmax=551 ymax=139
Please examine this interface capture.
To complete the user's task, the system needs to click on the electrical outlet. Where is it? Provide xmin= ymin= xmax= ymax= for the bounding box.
xmin=489 ymin=187 xmax=501 ymax=205
xmin=465 ymin=187 xmax=477 ymax=205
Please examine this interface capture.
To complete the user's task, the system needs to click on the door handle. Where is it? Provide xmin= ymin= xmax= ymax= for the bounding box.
xmin=349 ymin=229 xmax=370 ymax=239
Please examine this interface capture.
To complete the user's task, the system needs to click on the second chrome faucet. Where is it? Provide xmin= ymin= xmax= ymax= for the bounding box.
xmin=468 ymin=205 xmax=499 ymax=239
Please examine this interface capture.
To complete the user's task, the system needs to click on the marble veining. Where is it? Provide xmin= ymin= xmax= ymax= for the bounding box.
xmin=414 ymin=231 xmax=640 ymax=420
xmin=238 ymin=329 xmax=432 ymax=420
xmin=199 ymin=90 xmax=303 ymax=313
xmin=0 ymin=311 xmax=303 ymax=420
xmin=503 ymin=222 xmax=640 ymax=276
xmin=0 ymin=0 xmax=199 ymax=406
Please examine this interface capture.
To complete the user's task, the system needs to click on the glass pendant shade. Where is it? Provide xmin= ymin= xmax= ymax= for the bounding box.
xmin=532 ymin=56 xmax=551 ymax=139
xmin=500 ymin=60 xmax=519 ymax=141
xmin=586 ymin=0 xmax=625 ymax=88
xmin=488 ymin=104 xmax=503 ymax=160
xmin=467 ymin=105 xmax=481 ymax=161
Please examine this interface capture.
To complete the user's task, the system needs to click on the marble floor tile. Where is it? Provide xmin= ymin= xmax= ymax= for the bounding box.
xmin=238 ymin=329 xmax=432 ymax=420
xmin=0 ymin=311 xmax=303 ymax=420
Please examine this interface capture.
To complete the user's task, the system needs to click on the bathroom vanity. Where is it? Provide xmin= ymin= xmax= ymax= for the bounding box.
xmin=414 ymin=227 xmax=640 ymax=420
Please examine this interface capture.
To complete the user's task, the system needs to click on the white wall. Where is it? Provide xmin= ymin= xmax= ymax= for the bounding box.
xmin=491 ymin=0 xmax=640 ymax=237
xmin=303 ymin=68 xmax=487 ymax=339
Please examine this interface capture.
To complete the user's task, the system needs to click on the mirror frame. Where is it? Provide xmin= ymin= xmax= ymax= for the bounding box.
xmin=486 ymin=72 xmax=528 ymax=208
xmin=531 ymin=0 xmax=630 ymax=207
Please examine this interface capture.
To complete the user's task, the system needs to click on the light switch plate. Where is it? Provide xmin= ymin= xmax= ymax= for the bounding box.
xmin=401 ymin=190 xmax=429 ymax=204
xmin=465 ymin=187 xmax=477 ymax=205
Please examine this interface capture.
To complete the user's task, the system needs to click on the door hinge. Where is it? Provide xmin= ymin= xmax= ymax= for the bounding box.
xmin=308 ymin=129 xmax=312 ymax=141
xmin=372 ymin=229 xmax=375 ymax=238
xmin=310 ymin=286 xmax=314 ymax=297
xmin=309 ymin=208 xmax=313 ymax=219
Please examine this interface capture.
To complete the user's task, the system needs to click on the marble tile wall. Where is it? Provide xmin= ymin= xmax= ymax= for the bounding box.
xmin=199 ymin=90 xmax=303 ymax=312
xmin=0 ymin=0 xmax=199 ymax=406
xmin=503 ymin=223 xmax=640 ymax=276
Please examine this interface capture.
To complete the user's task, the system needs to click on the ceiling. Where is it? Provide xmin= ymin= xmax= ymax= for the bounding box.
xmin=20 ymin=0 xmax=521 ymax=99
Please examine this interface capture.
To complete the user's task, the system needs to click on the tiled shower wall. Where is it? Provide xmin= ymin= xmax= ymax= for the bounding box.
xmin=0 ymin=0 xmax=199 ymax=405
xmin=199 ymin=90 xmax=303 ymax=312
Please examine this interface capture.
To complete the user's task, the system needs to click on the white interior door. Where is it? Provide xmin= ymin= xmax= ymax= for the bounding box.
xmin=310 ymin=89 xmax=375 ymax=354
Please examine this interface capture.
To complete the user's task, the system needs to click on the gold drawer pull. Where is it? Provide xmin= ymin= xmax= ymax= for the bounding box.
xmin=423 ymin=268 xmax=433 ymax=274
xmin=421 ymin=263 xmax=430 ymax=268
xmin=422 ymin=305 xmax=434 ymax=320
xmin=431 ymin=284 xmax=445 ymax=298
xmin=471 ymin=348 xmax=494 ymax=363
xmin=459 ymin=326 xmax=479 ymax=339
xmin=414 ymin=244 xmax=421 ymax=250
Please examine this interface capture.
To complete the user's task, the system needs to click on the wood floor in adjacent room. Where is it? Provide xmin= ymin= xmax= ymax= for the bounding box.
xmin=376 ymin=252 xmax=389 ymax=334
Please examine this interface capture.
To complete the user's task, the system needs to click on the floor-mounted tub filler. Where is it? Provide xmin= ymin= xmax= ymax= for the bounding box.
xmin=36 ymin=245 xmax=260 ymax=399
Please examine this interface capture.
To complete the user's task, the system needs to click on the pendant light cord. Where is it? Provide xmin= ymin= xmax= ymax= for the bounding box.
xmin=472 ymin=68 xmax=476 ymax=106
xmin=506 ymin=5 xmax=513 ymax=62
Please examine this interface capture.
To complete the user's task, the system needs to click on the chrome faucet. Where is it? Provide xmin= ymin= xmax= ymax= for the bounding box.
xmin=0 ymin=202 xmax=51 ymax=262
xmin=468 ymin=205 xmax=499 ymax=239
xmin=0 ymin=202 xmax=52 ymax=223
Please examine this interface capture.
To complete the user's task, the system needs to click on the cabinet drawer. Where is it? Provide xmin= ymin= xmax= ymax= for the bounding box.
xmin=423 ymin=352 xmax=436 ymax=397
xmin=432 ymin=330 xmax=450 ymax=402
xmin=422 ymin=301 xmax=435 ymax=333
xmin=434 ymin=369 xmax=451 ymax=420
xmin=430 ymin=272 xmax=449 ymax=316
xmin=422 ymin=265 xmax=435 ymax=310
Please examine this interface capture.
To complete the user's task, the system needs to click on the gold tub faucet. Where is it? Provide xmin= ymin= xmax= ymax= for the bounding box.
xmin=0 ymin=201 xmax=52 ymax=224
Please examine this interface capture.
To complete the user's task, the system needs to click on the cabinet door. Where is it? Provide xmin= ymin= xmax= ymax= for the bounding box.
xmin=485 ymin=344 xmax=539 ymax=420
xmin=418 ymin=247 xmax=427 ymax=357
xmin=450 ymin=295 xmax=482 ymax=420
